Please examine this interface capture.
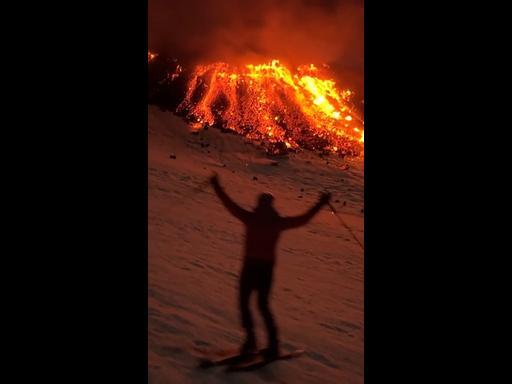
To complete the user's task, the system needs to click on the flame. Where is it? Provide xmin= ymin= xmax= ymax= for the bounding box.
xmin=177 ymin=59 xmax=364 ymax=156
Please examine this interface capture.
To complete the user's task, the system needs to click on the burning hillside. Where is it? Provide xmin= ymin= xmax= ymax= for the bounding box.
xmin=149 ymin=53 xmax=364 ymax=157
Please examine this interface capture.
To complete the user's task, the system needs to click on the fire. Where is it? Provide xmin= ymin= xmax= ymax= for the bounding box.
xmin=177 ymin=59 xmax=364 ymax=156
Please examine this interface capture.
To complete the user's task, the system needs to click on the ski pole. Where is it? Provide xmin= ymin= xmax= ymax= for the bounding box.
xmin=327 ymin=202 xmax=364 ymax=251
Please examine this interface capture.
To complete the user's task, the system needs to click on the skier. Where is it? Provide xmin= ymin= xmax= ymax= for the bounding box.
xmin=210 ymin=173 xmax=331 ymax=360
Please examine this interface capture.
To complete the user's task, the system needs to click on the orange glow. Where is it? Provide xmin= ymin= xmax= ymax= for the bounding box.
xmin=178 ymin=60 xmax=364 ymax=156
xmin=148 ymin=51 xmax=157 ymax=62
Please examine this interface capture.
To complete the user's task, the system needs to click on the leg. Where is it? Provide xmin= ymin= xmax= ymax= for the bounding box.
xmin=257 ymin=271 xmax=279 ymax=357
xmin=239 ymin=271 xmax=256 ymax=353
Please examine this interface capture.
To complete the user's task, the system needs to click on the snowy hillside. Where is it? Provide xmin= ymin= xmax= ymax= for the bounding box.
xmin=148 ymin=105 xmax=364 ymax=384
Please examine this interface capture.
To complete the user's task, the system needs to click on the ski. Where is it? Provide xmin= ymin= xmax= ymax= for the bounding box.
xmin=197 ymin=350 xmax=260 ymax=369
xmin=225 ymin=349 xmax=305 ymax=372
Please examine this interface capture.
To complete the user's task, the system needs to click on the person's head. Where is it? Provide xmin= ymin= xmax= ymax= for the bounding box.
xmin=256 ymin=192 xmax=274 ymax=209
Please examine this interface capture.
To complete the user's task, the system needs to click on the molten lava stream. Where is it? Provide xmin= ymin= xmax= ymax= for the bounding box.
xmin=175 ymin=59 xmax=364 ymax=157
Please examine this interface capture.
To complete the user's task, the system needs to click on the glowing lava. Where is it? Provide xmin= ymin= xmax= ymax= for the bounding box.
xmin=178 ymin=59 xmax=364 ymax=156
xmin=148 ymin=51 xmax=157 ymax=62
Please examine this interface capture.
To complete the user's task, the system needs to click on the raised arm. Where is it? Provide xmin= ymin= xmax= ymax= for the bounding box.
xmin=278 ymin=192 xmax=331 ymax=230
xmin=210 ymin=174 xmax=251 ymax=223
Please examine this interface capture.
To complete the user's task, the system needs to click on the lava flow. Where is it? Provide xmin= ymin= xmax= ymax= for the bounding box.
xmin=177 ymin=60 xmax=363 ymax=156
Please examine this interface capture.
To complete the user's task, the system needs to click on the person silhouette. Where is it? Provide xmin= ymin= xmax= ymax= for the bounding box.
xmin=210 ymin=173 xmax=331 ymax=360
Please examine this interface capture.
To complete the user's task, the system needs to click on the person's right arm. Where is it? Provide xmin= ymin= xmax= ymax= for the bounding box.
xmin=210 ymin=174 xmax=251 ymax=223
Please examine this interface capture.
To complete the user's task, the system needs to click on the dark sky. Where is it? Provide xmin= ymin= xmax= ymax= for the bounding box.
xmin=149 ymin=0 xmax=364 ymax=97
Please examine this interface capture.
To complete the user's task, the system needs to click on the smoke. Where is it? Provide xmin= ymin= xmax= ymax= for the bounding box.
xmin=149 ymin=0 xmax=363 ymax=97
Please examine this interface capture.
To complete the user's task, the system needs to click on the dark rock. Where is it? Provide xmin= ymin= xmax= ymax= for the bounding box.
xmin=253 ymin=176 xmax=258 ymax=180
xmin=298 ymin=195 xmax=303 ymax=198
xmin=335 ymin=199 xmax=340 ymax=203
xmin=267 ymin=141 xmax=288 ymax=156
xmin=343 ymin=201 xmax=347 ymax=206
xmin=169 ymin=154 xmax=176 ymax=159
xmin=360 ymin=208 xmax=364 ymax=213
xmin=300 ymin=188 xmax=304 ymax=192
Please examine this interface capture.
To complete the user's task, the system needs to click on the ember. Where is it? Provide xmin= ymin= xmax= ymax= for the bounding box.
xmin=148 ymin=51 xmax=158 ymax=62
xmin=177 ymin=60 xmax=364 ymax=157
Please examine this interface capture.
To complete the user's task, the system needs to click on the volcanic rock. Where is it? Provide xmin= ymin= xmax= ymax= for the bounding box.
xmin=170 ymin=154 xmax=177 ymax=159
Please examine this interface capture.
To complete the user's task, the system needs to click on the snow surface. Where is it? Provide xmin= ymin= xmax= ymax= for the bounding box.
xmin=148 ymin=105 xmax=364 ymax=384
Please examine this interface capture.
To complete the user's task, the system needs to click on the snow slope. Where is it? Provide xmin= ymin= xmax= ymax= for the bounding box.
xmin=148 ymin=105 xmax=364 ymax=384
